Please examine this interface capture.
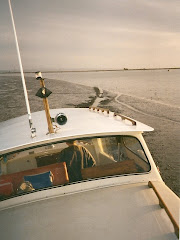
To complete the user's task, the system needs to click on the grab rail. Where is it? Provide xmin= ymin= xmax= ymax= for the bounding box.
xmin=89 ymin=106 xmax=109 ymax=114
xmin=114 ymin=112 xmax=136 ymax=125
xmin=89 ymin=107 xmax=136 ymax=126
xmin=148 ymin=181 xmax=179 ymax=238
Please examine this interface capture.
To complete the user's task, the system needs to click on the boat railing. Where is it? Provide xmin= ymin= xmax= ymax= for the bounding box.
xmin=89 ymin=107 xmax=136 ymax=126
xmin=148 ymin=181 xmax=179 ymax=238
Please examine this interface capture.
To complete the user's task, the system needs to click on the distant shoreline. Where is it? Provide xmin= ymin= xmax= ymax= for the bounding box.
xmin=0 ymin=67 xmax=179 ymax=74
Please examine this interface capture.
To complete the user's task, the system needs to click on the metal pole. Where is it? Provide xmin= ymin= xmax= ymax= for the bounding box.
xmin=8 ymin=0 xmax=35 ymax=136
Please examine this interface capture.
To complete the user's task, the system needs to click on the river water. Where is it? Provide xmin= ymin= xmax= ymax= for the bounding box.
xmin=41 ymin=69 xmax=180 ymax=108
xmin=1 ymin=69 xmax=179 ymax=108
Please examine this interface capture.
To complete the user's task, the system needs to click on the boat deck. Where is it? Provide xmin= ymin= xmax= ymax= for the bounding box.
xmin=0 ymin=182 xmax=177 ymax=240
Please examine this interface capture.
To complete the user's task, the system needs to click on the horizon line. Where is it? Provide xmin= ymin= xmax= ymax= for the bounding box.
xmin=0 ymin=67 xmax=180 ymax=73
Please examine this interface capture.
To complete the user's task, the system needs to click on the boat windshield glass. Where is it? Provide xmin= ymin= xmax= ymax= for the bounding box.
xmin=0 ymin=136 xmax=150 ymax=201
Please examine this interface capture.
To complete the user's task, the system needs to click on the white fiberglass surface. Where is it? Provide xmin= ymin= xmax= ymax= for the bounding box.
xmin=0 ymin=135 xmax=150 ymax=201
xmin=0 ymin=183 xmax=177 ymax=240
xmin=0 ymin=108 xmax=154 ymax=155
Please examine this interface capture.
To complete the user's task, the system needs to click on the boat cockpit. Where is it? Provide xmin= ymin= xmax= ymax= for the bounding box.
xmin=0 ymin=135 xmax=150 ymax=201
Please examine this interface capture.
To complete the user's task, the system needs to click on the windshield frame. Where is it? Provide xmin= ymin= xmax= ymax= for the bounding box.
xmin=0 ymin=134 xmax=152 ymax=202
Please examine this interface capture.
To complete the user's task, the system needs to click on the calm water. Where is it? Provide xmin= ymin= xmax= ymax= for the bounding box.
xmin=1 ymin=69 xmax=179 ymax=107
xmin=41 ymin=69 xmax=180 ymax=108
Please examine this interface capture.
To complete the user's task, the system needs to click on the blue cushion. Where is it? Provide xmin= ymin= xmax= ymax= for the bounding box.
xmin=24 ymin=171 xmax=53 ymax=189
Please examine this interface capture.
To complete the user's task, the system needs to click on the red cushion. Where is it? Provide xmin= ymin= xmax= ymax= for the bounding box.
xmin=0 ymin=181 xmax=13 ymax=196
xmin=0 ymin=162 xmax=69 ymax=195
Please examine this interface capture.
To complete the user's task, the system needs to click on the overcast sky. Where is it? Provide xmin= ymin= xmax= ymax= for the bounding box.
xmin=0 ymin=0 xmax=180 ymax=71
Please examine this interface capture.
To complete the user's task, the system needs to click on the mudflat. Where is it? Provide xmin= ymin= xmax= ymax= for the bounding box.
xmin=0 ymin=75 xmax=179 ymax=196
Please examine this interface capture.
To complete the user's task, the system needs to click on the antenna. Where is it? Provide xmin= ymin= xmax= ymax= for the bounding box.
xmin=8 ymin=0 xmax=36 ymax=137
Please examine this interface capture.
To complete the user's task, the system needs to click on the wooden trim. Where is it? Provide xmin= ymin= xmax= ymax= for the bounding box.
xmin=89 ymin=106 xmax=110 ymax=114
xmin=40 ymin=79 xmax=54 ymax=133
xmin=81 ymin=160 xmax=137 ymax=180
xmin=89 ymin=107 xmax=136 ymax=125
xmin=114 ymin=112 xmax=136 ymax=126
xmin=148 ymin=181 xmax=179 ymax=238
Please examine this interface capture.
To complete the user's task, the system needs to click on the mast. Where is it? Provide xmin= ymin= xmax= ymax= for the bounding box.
xmin=8 ymin=0 xmax=36 ymax=137
xmin=35 ymin=71 xmax=54 ymax=134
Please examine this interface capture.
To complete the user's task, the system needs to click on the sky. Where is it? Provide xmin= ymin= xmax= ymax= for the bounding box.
xmin=0 ymin=0 xmax=180 ymax=71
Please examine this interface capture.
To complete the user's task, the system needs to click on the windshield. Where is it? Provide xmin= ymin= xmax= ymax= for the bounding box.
xmin=0 ymin=136 xmax=150 ymax=201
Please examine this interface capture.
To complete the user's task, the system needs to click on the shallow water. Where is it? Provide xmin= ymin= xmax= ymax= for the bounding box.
xmin=40 ymin=69 xmax=180 ymax=108
xmin=1 ymin=69 xmax=179 ymax=107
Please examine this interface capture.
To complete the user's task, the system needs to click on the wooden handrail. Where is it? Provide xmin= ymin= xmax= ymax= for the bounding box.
xmin=89 ymin=107 xmax=136 ymax=125
xmin=148 ymin=181 xmax=179 ymax=238
xmin=114 ymin=112 xmax=136 ymax=125
xmin=89 ymin=107 xmax=109 ymax=114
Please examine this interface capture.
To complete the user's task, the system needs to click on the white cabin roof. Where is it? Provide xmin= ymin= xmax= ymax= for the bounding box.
xmin=0 ymin=108 xmax=153 ymax=155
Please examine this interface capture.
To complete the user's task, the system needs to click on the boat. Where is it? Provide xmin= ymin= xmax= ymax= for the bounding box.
xmin=0 ymin=1 xmax=179 ymax=239
xmin=0 ymin=99 xmax=179 ymax=239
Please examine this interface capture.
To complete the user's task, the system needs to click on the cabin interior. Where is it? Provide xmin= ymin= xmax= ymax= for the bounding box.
xmin=0 ymin=135 xmax=150 ymax=200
